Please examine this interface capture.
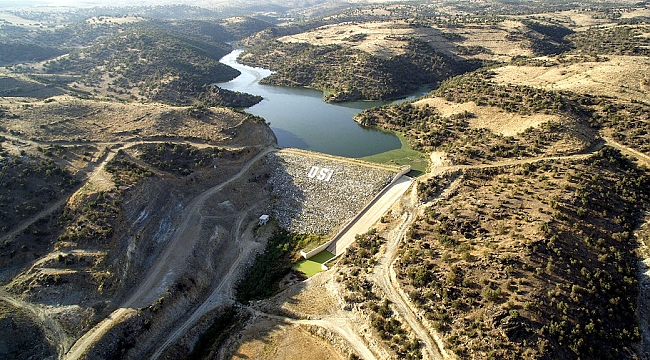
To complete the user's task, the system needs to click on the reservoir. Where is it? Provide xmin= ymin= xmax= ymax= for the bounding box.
xmin=217 ymin=50 xmax=407 ymax=158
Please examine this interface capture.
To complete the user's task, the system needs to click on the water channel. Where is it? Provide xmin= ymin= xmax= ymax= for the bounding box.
xmin=216 ymin=49 xmax=424 ymax=158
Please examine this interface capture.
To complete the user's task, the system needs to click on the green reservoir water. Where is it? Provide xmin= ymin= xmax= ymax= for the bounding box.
xmin=294 ymin=250 xmax=335 ymax=277
xmin=217 ymin=50 xmax=424 ymax=158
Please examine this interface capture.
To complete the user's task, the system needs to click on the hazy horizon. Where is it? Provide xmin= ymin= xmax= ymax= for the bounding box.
xmin=0 ymin=0 xmax=237 ymax=9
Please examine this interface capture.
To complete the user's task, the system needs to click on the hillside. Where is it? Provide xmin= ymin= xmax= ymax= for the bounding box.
xmin=356 ymin=70 xmax=597 ymax=163
xmin=401 ymin=150 xmax=649 ymax=358
xmin=0 ymin=96 xmax=278 ymax=359
xmin=346 ymin=8 xmax=650 ymax=358
xmin=42 ymin=23 xmax=239 ymax=104
xmin=237 ymin=14 xmax=596 ymax=102
xmin=0 ymin=43 xmax=64 ymax=67
xmin=240 ymin=38 xmax=478 ymax=102
xmin=1 ymin=2 xmax=650 ymax=360
xmin=0 ymin=16 xmax=273 ymax=105
xmin=0 ymin=11 xmax=282 ymax=359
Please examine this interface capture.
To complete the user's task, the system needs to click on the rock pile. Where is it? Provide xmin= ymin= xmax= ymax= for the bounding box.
xmin=266 ymin=152 xmax=394 ymax=235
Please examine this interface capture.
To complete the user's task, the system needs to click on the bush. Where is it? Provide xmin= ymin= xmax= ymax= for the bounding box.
xmin=481 ymin=287 xmax=501 ymax=302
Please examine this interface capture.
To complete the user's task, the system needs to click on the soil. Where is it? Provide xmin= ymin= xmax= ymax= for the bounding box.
xmin=230 ymin=318 xmax=345 ymax=360
xmin=413 ymin=97 xmax=559 ymax=137
xmin=227 ymin=272 xmax=381 ymax=360
xmin=276 ymin=19 xmax=534 ymax=62
xmin=0 ymin=95 xmax=258 ymax=144
xmin=492 ymin=56 xmax=650 ymax=104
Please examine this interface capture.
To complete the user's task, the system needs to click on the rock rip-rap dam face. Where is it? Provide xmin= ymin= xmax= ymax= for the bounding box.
xmin=265 ymin=150 xmax=396 ymax=235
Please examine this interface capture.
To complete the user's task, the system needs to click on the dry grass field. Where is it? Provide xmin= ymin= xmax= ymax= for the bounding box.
xmin=493 ymin=55 xmax=650 ymax=103
xmin=413 ymin=97 xmax=559 ymax=137
xmin=230 ymin=319 xmax=346 ymax=360
xmin=524 ymin=8 xmax=650 ymax=30
xmin=278 ymin=21 xmax=416 ymax=58
xmin=0 ymin=95 xmax=252 ymax=144
xmin=277 ymin=19 xmax=534 ymax=61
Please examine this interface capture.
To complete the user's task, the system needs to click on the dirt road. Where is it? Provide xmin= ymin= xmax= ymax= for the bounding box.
xmin=0 ymin=147 xmax=113 ymax=245
xmin=361 ymin=142 xmax=647 ymax=360
xmin=123 ymin=147 xmax=273 ymax=309
xmin=0 ymin=132 xmax=262 ymax=245
xmin=150 ymin=215 xmax=263 ymax=359
xmin=249 ymin=308 xmax=379 ymax=360
xmin=429 ymin=137 xmax=650 ymax=177
xmin=431 ymin=151 xmax=600 ymax=176
xmin=64 ymin=308 xmax=137 ymax=360
xmin=327 ymin=176 xmax=414 ymax=256
xmin=0 ymin=289 xmax=73 ymax=357
xmin=371 ymin=211 xmax=446 ymax=360
xmin=603 ymin=137 xmax=650 ymax=167
xmin=63 ymin=147 xmax=275 ymax=360
xmin=357 ymin=151 xmax=606 ymax=359
xmin=13 ymin=132 xmax=650 ymax=360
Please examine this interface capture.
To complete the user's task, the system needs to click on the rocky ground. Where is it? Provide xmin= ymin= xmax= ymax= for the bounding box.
xmin=265 ymin=151 xmax=395 ymax=235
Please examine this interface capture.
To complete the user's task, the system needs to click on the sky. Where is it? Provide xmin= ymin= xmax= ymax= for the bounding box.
xmin=0 ymin=0 xmax=223 ymax=8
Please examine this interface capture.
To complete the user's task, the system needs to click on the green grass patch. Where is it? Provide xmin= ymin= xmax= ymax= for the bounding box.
xmin=361 ymin=132 xmax=428 ymax=177
xmin=294 ymin=250 xmax=335 ymax=277
xmin=299 ymin=234 xmax=327 ymax=252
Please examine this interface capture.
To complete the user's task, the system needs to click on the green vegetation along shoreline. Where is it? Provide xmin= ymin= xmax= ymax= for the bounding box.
xmin=361 ymin=132 xmax=429 ymax=177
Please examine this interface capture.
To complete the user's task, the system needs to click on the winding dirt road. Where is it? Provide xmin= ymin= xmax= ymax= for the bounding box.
xmin=372 ymin=211 xmax=445 ymax=360
xmin=0 ymin=136 xmax=236 ymax=246
xmin=603 ymin=137 xmax=650 ymax=167
xmin=122 ymin=147 xmax=274 ymax=310
xmin=358 ymin=146 xmax=621 ymax=360
xmin=248 ymin=308 xmax=379 ymax=360
xmin=7 ymin=130 xmax=650 ymax=360
xmin=150 ymin=214 xmax=263 ymax=359
xmin=431 ymin=150 xmax=601 ymax=175
xmin=0 ymin=289 xmax=73 ymax=357
xmin=63 ymin=147 xmax=275 ymax=360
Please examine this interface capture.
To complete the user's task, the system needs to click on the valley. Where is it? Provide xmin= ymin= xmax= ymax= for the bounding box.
xmin=1 ymin=1 xmax=650 ymax=360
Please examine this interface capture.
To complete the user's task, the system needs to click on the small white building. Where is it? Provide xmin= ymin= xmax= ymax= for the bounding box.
xmin=258 ymin=214 xmax=270 ymax=226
